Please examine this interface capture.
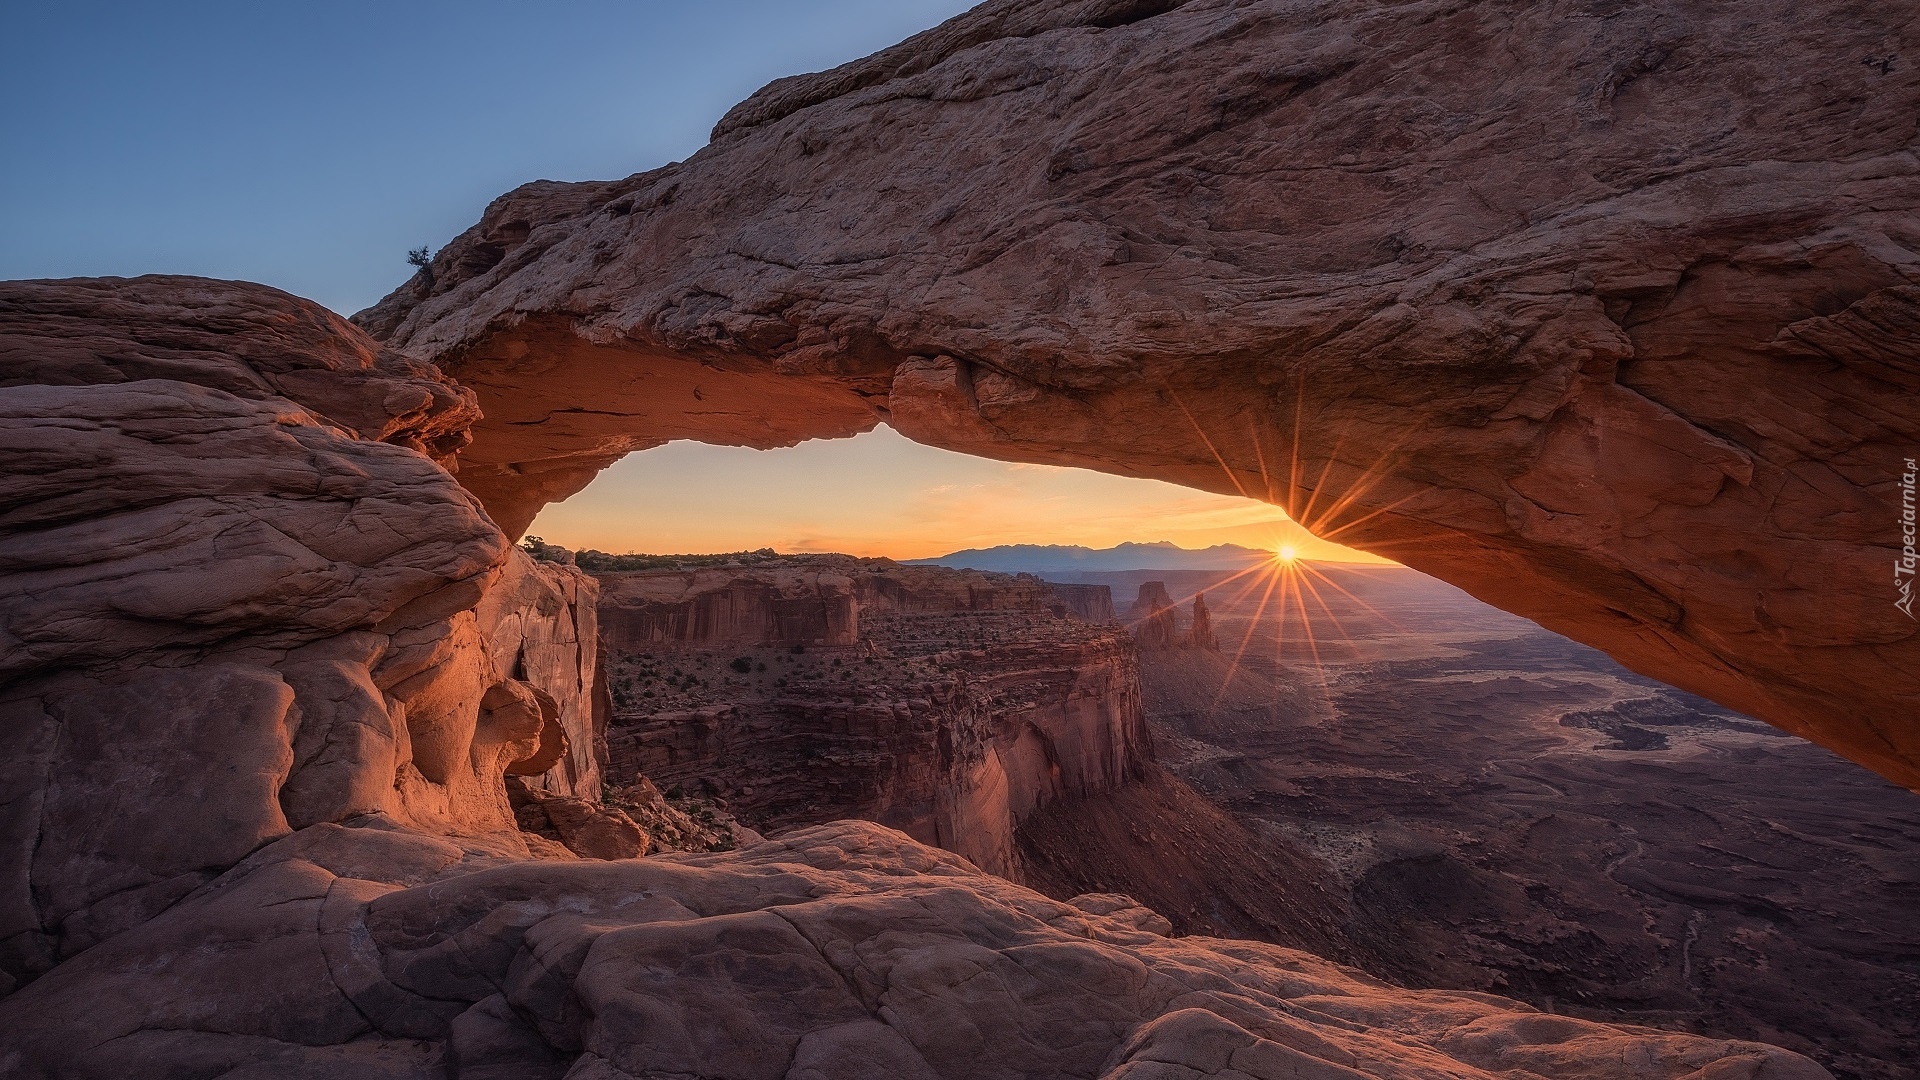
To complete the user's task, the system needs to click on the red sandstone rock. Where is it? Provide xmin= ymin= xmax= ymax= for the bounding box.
xmin=596 ymin=559 xmax=1149 ymax=876
xmin=593 ymin=553 xmax=1111 ymax=653
xmin=605 ymin=774 xmax=757 ymax=853
xmin=0 ymin=819 xmax=1831 ymax=1080
xmin=0 ymin=279 xmax=603 ymax=983
xmin=1189 ymin=592 xmax=1218 ymax=651
xmin=506 ymin=777 xmax=649 ymax=859
xmin=358 ymin=0 xmax=1920 ymax=790
xmin=1131 ymin=581 xmax=1181 ymax=649
xmin=0 ymin=276 xmax=1841 ymax=1077
xmin=598 ymin=562 xmax=861 ymax=648
xmin=1047 ymin=581 xmax=1116 ymax=622
xmin=475 ymin=550 xmax=608 ymax=801
xmin=0 ymin=0 xmax=1908 ymax=1070
xmin=3 ymin=275 xmax=477 ymax=463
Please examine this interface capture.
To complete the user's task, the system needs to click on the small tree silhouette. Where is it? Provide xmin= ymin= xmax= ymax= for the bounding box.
xmin=407 ymin=246 xmax=435 ymax=286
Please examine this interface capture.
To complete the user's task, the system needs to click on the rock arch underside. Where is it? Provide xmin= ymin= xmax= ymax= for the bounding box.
xmin=362 ymin=0 xmax=1920 ymax=789
xmin=1 ymin=1 xmax=1916 ymax=1077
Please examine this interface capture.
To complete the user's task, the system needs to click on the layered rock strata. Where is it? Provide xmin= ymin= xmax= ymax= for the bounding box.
xmin=0 ymin=0 xmax=1910 ymax=1066
xmin=0 ymin=278 xmax=598 ymax=985
xmin=1047 ymin=581 xmax=1117 ymax=622
xmin=593 ymin=557 xmax=1148 ymax=877
xmin=597 ymin=561 xmax=861 ymax=649
xmin=357 ymin=0 xmax=1920 ymax=790
xmin=594 ymin=553 xmax=1115 ymax=653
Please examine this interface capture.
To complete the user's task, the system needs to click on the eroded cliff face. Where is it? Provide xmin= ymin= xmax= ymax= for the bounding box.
xmin=598 ymin=563 xmax=862 ymax=649
xmin=592 ymin=554 xmax=1117 ymax=652
xmin=357 ymin=0 xmax=1920 ymax=790
xmin=593 ymin=557 xmax=1146 ymax=877
xmin=0 ymin=279 xmax=597 ymax=984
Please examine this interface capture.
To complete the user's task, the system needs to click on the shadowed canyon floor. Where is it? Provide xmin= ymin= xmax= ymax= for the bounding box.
xmin=1019 ymin=565 xmax=1920 ymax=1080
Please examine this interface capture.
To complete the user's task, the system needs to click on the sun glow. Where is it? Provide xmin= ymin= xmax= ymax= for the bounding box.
xmin=1133 ymin=380 xmax=1431 ymax=710
xmin=528 ymin=426 xmax=1396 ymax=562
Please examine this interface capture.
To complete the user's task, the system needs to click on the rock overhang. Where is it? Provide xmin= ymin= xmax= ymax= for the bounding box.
xmin=351 ymin=0 xmax=1920 ymax=788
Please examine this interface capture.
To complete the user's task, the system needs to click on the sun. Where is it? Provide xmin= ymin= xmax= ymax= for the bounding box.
xmin=1275 ymin=544 xmax=1298 ymax=564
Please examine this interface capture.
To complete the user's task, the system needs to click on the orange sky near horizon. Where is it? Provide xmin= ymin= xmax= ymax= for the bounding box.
xmin=526 ymin=425 xmax=1397 ymax=564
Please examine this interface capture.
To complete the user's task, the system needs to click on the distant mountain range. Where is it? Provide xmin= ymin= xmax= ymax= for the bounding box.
xmin=909 ymin=542 xmax=1273 ymax=574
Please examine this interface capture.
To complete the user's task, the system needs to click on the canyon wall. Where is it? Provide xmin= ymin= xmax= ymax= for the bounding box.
xmin=594 ymin=555 xmax=1115 ymax=648
xmin=597 ymin=563 xmax=861 ymax=649
xmin=1047 ymin=581 xmax=1116 ymax=622
xmin=608 ymin=635 xmax=1143 ymax=877
xmin=593 ymin=559 xmax=1146 ymax=877
xmin=357 ymin=0 xmax=1920 ymax=791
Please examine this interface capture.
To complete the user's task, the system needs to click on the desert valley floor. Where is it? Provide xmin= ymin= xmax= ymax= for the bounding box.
xmin=1016 ymin=565 xmax=1920 ymax=1079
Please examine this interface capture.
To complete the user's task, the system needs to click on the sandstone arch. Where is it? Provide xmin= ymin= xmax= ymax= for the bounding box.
xmin=357 ymin=0 xmax=1920 ymax=788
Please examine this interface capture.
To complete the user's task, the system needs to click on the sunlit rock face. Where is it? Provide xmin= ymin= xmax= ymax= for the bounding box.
xmin=360 ymin=0 xmax=1920 ymax=789
xmin=0 ymin=819 xmax=1833 ymax=1080
xmin=0 ymin=278 xmax=600 ymax=984
xmin=473 ymin=550 xmax=609 ymax=802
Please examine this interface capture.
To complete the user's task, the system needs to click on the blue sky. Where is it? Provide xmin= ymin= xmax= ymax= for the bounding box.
xmin=1 ymin=0 xmax=972 ymax=313
xmin=0 ymin=1 xmax=1380 ymax=560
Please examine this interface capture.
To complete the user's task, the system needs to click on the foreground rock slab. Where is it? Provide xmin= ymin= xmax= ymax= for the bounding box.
xmin=359 ymin=0 xmax=1920 ymax=789
xmin=0 ymin=820 xmax=1830 ymax=1080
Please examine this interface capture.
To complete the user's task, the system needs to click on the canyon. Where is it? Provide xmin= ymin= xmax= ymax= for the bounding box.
xmin=1014 ymin=565 xmax=1920 ymax=1080
xmin=584 ymin=551 xmax=1149 ymax=877
xmin=0 ymin=0 xmax=1915 ymax=1076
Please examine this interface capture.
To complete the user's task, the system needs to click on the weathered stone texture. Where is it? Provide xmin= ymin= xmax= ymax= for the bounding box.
xmin=0 ymin=820 xmax=1832 ymax=1080
xmin=361 ymin=0 xmax=1920 ymax=788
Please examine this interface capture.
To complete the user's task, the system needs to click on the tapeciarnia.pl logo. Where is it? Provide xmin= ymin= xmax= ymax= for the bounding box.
xmin=1899 ymin=457 xmax=1917 ymax=620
